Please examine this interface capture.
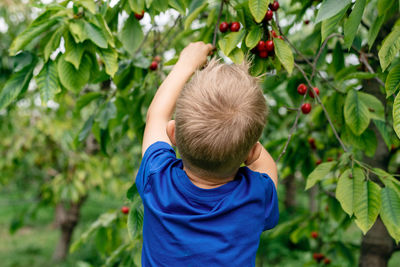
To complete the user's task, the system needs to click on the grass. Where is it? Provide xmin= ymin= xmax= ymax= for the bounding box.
xmin=0 ymin=186 xmax=127 ymax=267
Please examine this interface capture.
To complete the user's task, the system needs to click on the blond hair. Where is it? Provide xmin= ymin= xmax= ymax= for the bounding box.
xmin=175 ymin=58 xmax=268 ymax=178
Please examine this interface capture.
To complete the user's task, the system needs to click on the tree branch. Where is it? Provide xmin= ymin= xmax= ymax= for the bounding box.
xmin=212 ymin=0 xmax=225 ymax=47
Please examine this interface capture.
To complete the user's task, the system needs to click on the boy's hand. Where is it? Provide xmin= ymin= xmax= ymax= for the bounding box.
xmin=175 ymin=42 xmax=214 ymax=73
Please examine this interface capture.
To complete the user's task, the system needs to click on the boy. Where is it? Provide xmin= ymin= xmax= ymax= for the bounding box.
xmin=135 ymin=42 xmax=278 ymax=266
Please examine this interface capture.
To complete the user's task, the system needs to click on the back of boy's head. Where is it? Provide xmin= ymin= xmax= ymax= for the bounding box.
xmin=175 ymin=58 xmax=268 ymax=178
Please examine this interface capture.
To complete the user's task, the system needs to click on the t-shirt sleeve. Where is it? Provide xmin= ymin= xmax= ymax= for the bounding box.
xmin=135 ymin=141 xmax=176 ymax=195
xmin=261 ymin=173 xmax=279 ymax=231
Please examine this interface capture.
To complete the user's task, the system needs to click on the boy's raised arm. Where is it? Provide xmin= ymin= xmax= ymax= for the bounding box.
xmin=142 ymin=42 xmax=214 ymax=156
xmin=247 ymin=143 xmax=278 ymax=189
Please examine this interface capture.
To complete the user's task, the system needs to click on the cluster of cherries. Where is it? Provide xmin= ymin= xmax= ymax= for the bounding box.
xmin=219 ymin=21 xmax=241 ymax=33
xmin=297 ymin=83 xmax=320 ymax=114
xmin=310 ymin=231 xmax=331 ymax=265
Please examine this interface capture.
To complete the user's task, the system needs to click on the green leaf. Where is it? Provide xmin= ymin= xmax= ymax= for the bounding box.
xmin=79 ymin=115 xmax=95 ymax=142
xmin=0 ymin=61 xmax=36 ymax=110
xmin=128 ymin=0 xmax=145 ymax=13
xmin=385 ymin=64 xmax=400 ymax=97
xmin=69 ymin=20 xmax=87 ymax=43
xmin=36 ymin=60 xmax=61 ymax=103
xmin=354 ymin=180 xmax=381 ymax=234
xmin=342 ymin=127 xmax=377 ymax=157
xmin=274 ymin=38 xmax=294 ymax=75
xmin=248 ymin=0 xmax=269 ymax=23
xmin=229 ymin=48 xmax=244 ymax=64
xmin=344 ymin=90 xmax=370 ymax=136
xmin=120 ymin=14 xmax=144 ymax=56
xmin=358 ymin=92 xmax=385 ymax=121
xmin=380 ymin=187 xmax=400 ymax=243
xmin=321 ymin=5 xmax=348 ymax=42
xmin=378 ymin=27 xmax=400 ymax=71
xmin=76 ymin=92 xmax=103 ymax=110
xmin=306 ymin=161 xmax=337 ymax=190
xmin=97 ymin=48 xmax=118 ymax=77
xmin=84 ymin=21 xmax=108 ymax=48
xmin=343 ymin=0 xmax=366 ymax=49
xmin=219 ymin=31 xmax=246 ymax=56
xmin=9 ymin=18 xmax=59 ymax=55
xmin=368 ymin=16 xmax=384 ymax=50
xmin=57 ymin=54 xmax=92 ymax=93
xmin=76 ymin=0 xmax=97 ymax=13
xmin=96 ymin=102 xmax=117 ymax=129
xmin=316 ymin=0 xmax=351 ymax=24
xmin=64 ymin=33 xmax=85 ymax=69
xmin=184 ymin=2 xmax=208 ymax=30
xmin=127 ymin=202 xmax=144 ymax=240
xmin=332 ymin=41 xmax=345 ymax=72
xmin=378 ymin=0 xmax=393 ymax=16
xmin=373 ymin=120 xmax=391 ymax=149
xmin=394 ymin=93 xmax=400 ymax=139
xmin=169 ymin=0 xmax=187 ymax=15
xmin=341 ymin=72 xmax=377 ymax=81
xmin=44 ymin=25 xmax=65 ymax=62
xmin=245 ymin=26 xmax=262 ymax=49
xmin=336 ymin=168 xmax=364 ymax=216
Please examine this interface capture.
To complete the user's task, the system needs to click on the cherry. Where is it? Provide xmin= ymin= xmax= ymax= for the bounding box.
xmin=297 ymin=83 xmax=307 ymax=95
xmin=257 ymin=41 xmax=267 ymax=51
xmin=266 ymin=40 xmax=274 ymax=51
xmin=277 ymin=35 xmax=284 ymax=40
xmin=150 ymin=61 xmax=158 ymax=70
xmin=304 ymin=19 xmax=310 ymax=25
xmin=230 ymin=22 xmax=240 ymax=32
xmin=316 ymin=159 xmax=322 ymax=165
xmin=310 ymin=231 xmax=318 ymax=239
xmin=134 ymin=10 xmax=144 ymax=20
xmin=269 ymin=1 xmax=280 ymax=11
xmin=324 ymin=258 xmax=331 ymax=265
xmin=264 ymin=10 xmax=274 ymax=21
xmin=308 ymin=137 xmax=316 ymax=149
xmin=154 ymin=56 xmax=162 ymax=62
xmin=313 ymin=253 xmax=325 ymax=263
xmin=327 ymin=157 xmax=333 ymax=162
xmin=259 ymin=51 xmax=268 ymax=58
xmin=121 ymin=206 xmax=129 ymax=214
xmin=301 ymin=103 xmax=311 ymax=114
xmin=219 ymin=22 xmax=229 ymax=33
xmin=309 ymin=87 xmax=320 ymax=98
xmin=270 ymin=30 xmax=278 ymax=38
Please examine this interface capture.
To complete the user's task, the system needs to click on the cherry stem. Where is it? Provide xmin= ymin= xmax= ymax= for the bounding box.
xmin=212 ymin=0 xmax=225 ymax=47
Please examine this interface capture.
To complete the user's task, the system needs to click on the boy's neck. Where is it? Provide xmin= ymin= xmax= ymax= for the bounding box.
xmin=183 ymin=167 xmax=235 ymax=189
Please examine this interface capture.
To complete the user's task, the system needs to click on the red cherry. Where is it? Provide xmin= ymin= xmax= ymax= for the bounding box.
xmin=304 ymin=19 xmax=310 ymax=25
xmin=219 ymin=22 xmax=229 ymax=33
xmin=309 ymin=87 xmax=320 ymax=98
xmin=230 ymin=22 xmax=240 ymax=32
xmin=134 ymin=10 xmax=144 ymax=20
xmin=266 ymin=40 xmax=274 ymax=52
xmin=311 ymin=231 xmax=319 ymax=239
xmin=269 ymin=1 xmax=280 ymax=11
xmin=313 ymin=253 xmax=325 ymax=263
xmin=308 ymin=137 xmax=316 ymax=150
xmin=121 ymin=206 xmax=129 ymax=214
xmin=277 ymin=35 xmax=284 ymax=40
xmin=149 ymin=61 xmax=158 ymax=70
xmin=324 ymin=258 xmax=331 ymax=265
xmin=316 ymin=159 xmax=322 ymax=165
xmin=264 ymin=10 xmax=274 ymax=21
xmin=270 ymin=30 xmax=278 ymax=38
xmin=257 ymin=41 xmax=267 ymax=51
xmin=301 ymin=103 xmax=311 ymax=114
xmin=297 ymin=83 xmax=307 ymax=95
xmin=259 ymin=51 xmax=268 ymax=58
xmin=327 ymin=157 xmax=333 ymax=162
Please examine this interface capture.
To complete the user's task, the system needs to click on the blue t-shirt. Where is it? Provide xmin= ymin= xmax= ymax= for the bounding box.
xmin=135 ymin=142 xmax=279 ymax=267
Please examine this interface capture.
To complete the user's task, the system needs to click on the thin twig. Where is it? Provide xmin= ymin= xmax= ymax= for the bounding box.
xmin=295 ymin=62 xmax=348 ymax=152
xmin=134 ymin=25 xmax=154 ymax=55
xmin=356 ymin=46 xmax=385 ymax=87
xmin=212 ymin=0 xmax=225 ymax=47
xmin=154 ymin=15 xmax=181 ymax=51
xmin=311 ymin=33 xmax=342 ymax=79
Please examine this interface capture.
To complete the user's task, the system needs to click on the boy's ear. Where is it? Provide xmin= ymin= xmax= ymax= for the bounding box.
xmin=245 ymin=142 xmax=262 ymax=166
xmin=166 ymin=120 xmax=177 ymax=146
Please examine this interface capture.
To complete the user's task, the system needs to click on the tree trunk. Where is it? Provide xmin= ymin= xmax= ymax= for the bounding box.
xmin=359 ymin=78 xmax=395 ymax=266
xmin=283 ymin=174 xmax=296 ymax=212
xmin=52 ymin=196 xmax=87 ymax=261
